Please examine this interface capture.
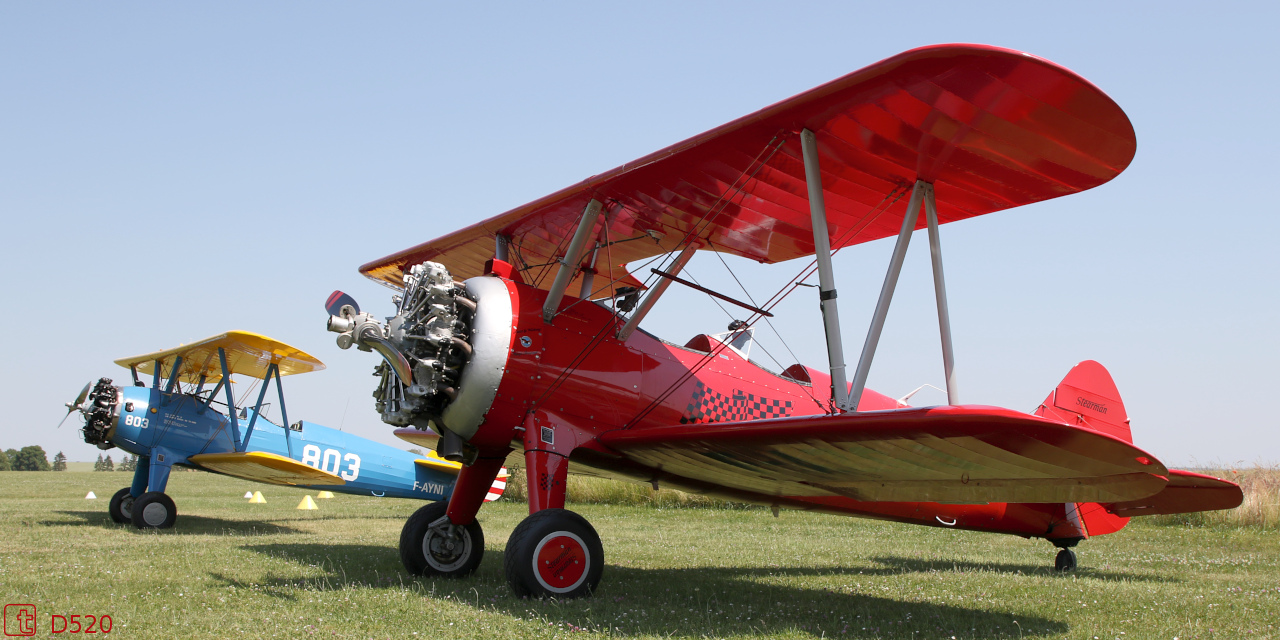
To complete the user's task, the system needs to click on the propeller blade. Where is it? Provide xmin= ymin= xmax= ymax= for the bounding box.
xmin=326 ymin=290 xmax=359 ymax=317
xmin=58 ymin=382 xmax=92 ymax=428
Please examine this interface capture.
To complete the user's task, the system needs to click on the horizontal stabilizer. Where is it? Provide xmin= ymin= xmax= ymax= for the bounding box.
xmin=1105 ymin=469 xmax=1243 ymax=516
xmin=188 ymin=451 xmax=346 ymax=486
xmin=600 ymin=405 xmax=1169 ymax=505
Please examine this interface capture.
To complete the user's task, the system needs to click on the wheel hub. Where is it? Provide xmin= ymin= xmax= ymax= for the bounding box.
xmin=532 ymin=533 xmax=589 ymax=593
xmin=424 ymin=524 xmax=471 ymax=571
xmin=142 ymin=502 xmax=167 ymax=527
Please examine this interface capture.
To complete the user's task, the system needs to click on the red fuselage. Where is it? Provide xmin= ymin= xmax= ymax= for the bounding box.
xmin=463 ymin=269 xmax=1116 ymax=543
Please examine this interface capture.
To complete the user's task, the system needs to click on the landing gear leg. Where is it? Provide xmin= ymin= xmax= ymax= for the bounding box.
xmin=504 ymin=449 xmax=603 ymax=598
xmin=132 ymin=451 xmax=177 ymax=530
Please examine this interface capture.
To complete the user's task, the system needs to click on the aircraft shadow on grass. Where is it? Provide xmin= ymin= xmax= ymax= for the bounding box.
xmin=52 ymin=510 xmax=305 ymax=536
xmin=865 ymin=555 xmax=1176 ymax=584
xmin=225 ymin=543 xmax=1069 ymax=638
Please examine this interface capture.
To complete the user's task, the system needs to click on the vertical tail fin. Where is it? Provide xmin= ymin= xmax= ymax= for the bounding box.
xmin=1034 ymin=360 xmax=1132 ymax=443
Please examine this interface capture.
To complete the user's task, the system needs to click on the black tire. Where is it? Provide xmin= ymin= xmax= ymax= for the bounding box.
xmin=504 ymin=508 xmax=603 ymax=599
xmin=130 ymin=492 xmax=177 ymax=529
xmin=1054 ymin=548 xmax=1078 ymax=572
xmin=108 ymin=487 xmax=135 ymax=524
xmin=399 ymin=501 xmax=484 ymax=578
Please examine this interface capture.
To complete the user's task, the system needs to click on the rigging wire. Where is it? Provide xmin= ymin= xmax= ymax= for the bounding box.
xmin=682 ymin=269 xmax=828 ymax=413
xmin=621 ymin=184 xmax=909 ymax=427
xmin=530 ymin=134 xmax=790 ymax=412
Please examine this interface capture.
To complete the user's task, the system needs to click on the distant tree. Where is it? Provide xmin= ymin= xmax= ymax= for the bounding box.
xmin=12 ymin=446 xmax=51 ymax=471
xmin=408 ymin=448 xmax=424 ymax=456
xmin=94 ymin=454 xmax=104 ymax=471
xmin=0 ymin=449 xmax=10 ymax=471
xmin=102 ymin=455 xmax=114 ymax=472
xmin=52 ymin=451 xmax=67 ymax=471
xmin=3 ymin=449 xmax=17 ymax=470
xmin=118 ymin=454 xmax=137 ymax=472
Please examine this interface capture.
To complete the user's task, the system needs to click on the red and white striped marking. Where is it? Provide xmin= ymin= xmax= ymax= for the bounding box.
xmin=484 ymin=468 xmax=509 ymax=502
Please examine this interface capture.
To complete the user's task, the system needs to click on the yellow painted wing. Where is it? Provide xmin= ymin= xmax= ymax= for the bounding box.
xmin=397 ymin=428 xmax=519 ymax=473
xmin=188 ymin=451 xmax=345 ymax=486
xmin=114 ymin=330 xmax=324 ymax=384
xmin=414 ymin=450 xmax=463 ymax=474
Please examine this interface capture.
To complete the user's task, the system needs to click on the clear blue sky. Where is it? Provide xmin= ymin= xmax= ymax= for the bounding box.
xmin=2 ymin=2 xmax=1276 ymax=467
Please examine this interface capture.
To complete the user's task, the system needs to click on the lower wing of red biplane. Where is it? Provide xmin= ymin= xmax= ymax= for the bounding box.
xmin=596 ymin=406 xmax=1169 ymax=505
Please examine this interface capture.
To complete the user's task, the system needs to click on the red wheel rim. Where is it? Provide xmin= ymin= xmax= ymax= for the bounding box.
xmin=532 ymin=532 xmax=588 ymax=593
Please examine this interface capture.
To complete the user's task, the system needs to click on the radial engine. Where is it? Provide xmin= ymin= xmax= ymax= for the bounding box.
xmin=327 ymin=262 xmax=513 ymax=460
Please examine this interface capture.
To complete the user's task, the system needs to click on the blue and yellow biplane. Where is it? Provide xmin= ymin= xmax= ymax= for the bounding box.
xmin=64 ymin=331 xmax=506 ymax=530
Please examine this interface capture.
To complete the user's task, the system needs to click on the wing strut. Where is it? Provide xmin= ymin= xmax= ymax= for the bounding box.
xmin=217 ymin=347 xmax=242 ymax=446
xmin=240 ymin=363 xmax=274 ymax=451
xmin=616 ymin=240 xmax=700 ymax=341
xmin=847 ymin=180 xmax=960 ymax=410
xmin=800 ymin=129 xmax=851 ymax=410
xmin=542 ymin=199 xmax=603 ymax=323
xmin=802 ymin=130 xmax=959 ymax=411
xmin=923 ymin=183 xmax=960 ymax=404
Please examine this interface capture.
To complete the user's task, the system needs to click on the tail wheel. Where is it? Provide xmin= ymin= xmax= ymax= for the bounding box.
xmin=1054 ymin=548 xmax=1078 ymax=572
xmin=130 ymin=492 xmax=176 ymax=529
xmin=504 ymin=509 xmax=603 ymax=599
xmin=108 ymin=487 xmax=135 ymax=524
xmin=400 ymin=501 xmax=484 ymax=577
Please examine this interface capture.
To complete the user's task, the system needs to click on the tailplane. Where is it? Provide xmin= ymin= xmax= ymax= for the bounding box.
xmin=1034 ymin=360 xmax=1132 ymax=443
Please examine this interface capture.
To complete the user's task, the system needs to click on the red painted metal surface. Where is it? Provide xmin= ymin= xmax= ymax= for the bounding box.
xmin=444 ymin=278 xmax=1196 ymax=540
xmin=1105 ymin=469 xmax=1244 ymax=517
xmin=359 ymin=46 xmax=1237 ymax=548
xmin=361 ymin=43 xmax=1136 ymax=293
xmin=1034 ymin=360 xmax=1132 ymax=443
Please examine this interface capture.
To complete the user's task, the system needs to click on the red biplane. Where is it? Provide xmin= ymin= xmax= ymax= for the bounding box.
xmin=324 ymin=44 xmax=1242 ymax=598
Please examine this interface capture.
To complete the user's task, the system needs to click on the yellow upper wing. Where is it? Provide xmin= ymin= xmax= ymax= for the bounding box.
xmin=114 ymin=330 xmax=325 ymax=384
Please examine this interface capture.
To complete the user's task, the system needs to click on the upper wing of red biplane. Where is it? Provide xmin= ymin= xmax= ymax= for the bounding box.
xmin=360 ymin=44 xmax=1135 ymax=293
xmin=597 ymin=406 xmax=1168 ymax=505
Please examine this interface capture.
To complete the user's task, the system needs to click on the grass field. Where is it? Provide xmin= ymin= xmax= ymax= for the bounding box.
xmin=1 ymin=471 xmax=1276 ymax=639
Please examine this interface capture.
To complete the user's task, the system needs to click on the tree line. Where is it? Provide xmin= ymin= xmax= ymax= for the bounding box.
xmin=0 ymin=446 xmax=138 ymax=472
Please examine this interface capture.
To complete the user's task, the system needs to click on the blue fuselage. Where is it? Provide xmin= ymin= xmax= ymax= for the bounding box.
xmin=109 ymin=385 xmax=456 ymax=500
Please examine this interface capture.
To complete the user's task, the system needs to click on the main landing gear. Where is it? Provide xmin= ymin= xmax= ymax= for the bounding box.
xmin=400 ymin=501 xmax=485 ymax=577
xmin=108 ymin=487 xmax=178 ymax=530
xmin=504 ymin=509 xmax=604 ymax=598
xmin=107 ymin=451 xmax=179 ymax=530
xmin=397 ymin=450 xmax=605 ymax=598
xmin=108 ymin=487 xmax=134 ymax=524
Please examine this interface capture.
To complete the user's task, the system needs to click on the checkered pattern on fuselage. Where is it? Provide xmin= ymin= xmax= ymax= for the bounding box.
xmin=680 ymin=380 xmax=793 ymax=424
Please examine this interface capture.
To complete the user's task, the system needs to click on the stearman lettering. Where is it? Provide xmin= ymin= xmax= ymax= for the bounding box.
xmin=1076 ymin=397 xmax=1108 ymax=414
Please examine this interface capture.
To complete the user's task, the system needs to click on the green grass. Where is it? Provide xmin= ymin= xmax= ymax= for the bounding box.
xmin=1 ymin=471 xmax=1277 ymax=639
